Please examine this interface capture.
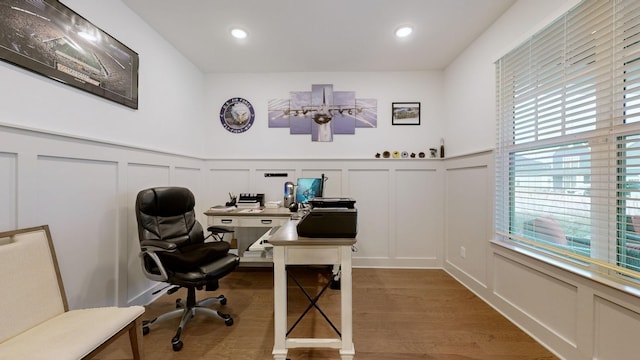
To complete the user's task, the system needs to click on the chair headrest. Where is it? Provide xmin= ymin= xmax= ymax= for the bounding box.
xmin=136 ymin=187 xmax=195 ymax=217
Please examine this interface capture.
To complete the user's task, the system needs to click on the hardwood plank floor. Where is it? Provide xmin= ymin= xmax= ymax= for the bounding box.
xmin=94 ymin=268 xmax=557 ymax=360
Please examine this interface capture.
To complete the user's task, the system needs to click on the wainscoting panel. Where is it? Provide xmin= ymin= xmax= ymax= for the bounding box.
xmin=348 ymin=169 xmax=390 ymax=260
xmin=207 ymin=168 xmax=251 ymax=206
xmin=494 ymin=253 xmax=579 ymax=346
xmin=2 ymin=124 xmax=447 ymax=310
xmin=445 ymin=163 xmax=490 ymax=285
xmin=126 ymin=163 xmax=171 ymax=305
xmin=11 ymin=124 xmax=640 ymax=359
xmin=173 ymin=166 xmax=206 ymax=224
xmin=202 ymin=161 xmax=444 ymax=267
xmin=174 ymin=166 xmax=204 ymax=194
xmin=395 ymin=169 xmax=442 ymax=262
xmin=0 ymin=152 xmax=17 ymax=231
xmin=593 ymin=295 xmax=640 ymax=359
xmin=300 ymin=169 xmax=343 ymax=198
xmin=36 ymin=155 xmax=119 ymax=309
xmin=254 ymin=167 xmax=297 ymax=204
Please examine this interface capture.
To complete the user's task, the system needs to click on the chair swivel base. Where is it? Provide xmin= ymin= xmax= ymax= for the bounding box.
xmin=142 ymin=287 xmax=233 ymax=351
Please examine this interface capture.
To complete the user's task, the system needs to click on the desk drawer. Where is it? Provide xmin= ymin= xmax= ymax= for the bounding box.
xmin=209 ymin=217 xmax=239 ymax=227
xmin=241 ymin=217 xmax=287 ymax=227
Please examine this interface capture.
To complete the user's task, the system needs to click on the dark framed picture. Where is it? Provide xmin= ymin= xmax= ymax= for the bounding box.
xmin=392 ymin=102 xmax=420 ymax=125
xmin=0 ymin=0 xmax=139 ymax=109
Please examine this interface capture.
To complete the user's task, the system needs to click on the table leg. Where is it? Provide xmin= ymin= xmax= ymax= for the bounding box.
xmin=272 ymin=246 xmax=288 ymax=360
xmin=339 ymin=245 xmax=355 ymax=359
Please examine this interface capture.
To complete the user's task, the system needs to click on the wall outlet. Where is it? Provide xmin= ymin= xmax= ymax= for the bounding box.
xmin=460 ymin=246 xmax=466 ymax=259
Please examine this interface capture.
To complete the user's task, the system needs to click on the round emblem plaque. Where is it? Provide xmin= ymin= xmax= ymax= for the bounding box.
xmin=219 ymin=98 xmax=255 ymax=133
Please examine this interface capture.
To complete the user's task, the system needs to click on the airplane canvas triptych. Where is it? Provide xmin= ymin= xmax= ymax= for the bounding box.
xmin=268 ymin=84 xmax=377 ymax=142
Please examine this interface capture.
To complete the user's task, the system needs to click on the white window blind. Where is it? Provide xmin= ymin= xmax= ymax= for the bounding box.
xmin=496 ymin=0 xmax=640 ymax=281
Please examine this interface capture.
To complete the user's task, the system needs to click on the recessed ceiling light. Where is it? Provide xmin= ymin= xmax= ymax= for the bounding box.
xmin=230 ymin=28 xmax=248 ymax=39
xmin=395 ymin=26 xmax=413 ymax=38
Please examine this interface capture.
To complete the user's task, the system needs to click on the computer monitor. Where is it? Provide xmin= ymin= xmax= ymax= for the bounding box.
xmin=295 ymin=178 xmax=323 ymax=203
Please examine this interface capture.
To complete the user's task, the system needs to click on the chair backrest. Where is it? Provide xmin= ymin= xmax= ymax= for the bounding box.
xmin=0 ymin=225 xmax=67 ymax=343
xmin=135 ymin=187 xmax=205 ymax=247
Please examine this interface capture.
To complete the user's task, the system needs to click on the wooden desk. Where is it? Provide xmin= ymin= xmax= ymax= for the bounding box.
xmin=204 ymin=207 xmax=292 ymax=227
xmin=204 ymin=207 xmax=292 ymax=264
xmin=268 ymin=220 xmax=357 ymax=360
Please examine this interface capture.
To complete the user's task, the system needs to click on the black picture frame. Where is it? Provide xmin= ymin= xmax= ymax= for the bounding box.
xmin=0 ymin=0 xmax=139 ymax=109
xmin=392 ymin=102 xmax=420 ymax=125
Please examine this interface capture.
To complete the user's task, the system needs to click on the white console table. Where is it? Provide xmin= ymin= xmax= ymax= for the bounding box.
xmin=268 ymin=220 xmax=357 ymax=360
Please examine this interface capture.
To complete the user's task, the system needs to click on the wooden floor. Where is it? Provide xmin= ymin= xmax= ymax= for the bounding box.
xmin=94 ymin=268 xmax=557 ymax=360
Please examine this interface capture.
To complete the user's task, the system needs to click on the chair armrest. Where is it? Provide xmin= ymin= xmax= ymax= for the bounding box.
xmin=139 ymin=239 xmax=178 ymax=282
xmin=205 ymin=226 xmax=234 ymax=242
xmin=140 ymin=239 xmax=177 ymax=252
xmin=138 ymin=250 xmax=170 ymax=282
xmin=207 ymin=226 xmax=234 ymax=233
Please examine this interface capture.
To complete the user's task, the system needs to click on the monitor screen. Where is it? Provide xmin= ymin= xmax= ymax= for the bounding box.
xmin=296 ymin=178 xmax=323 ymax=203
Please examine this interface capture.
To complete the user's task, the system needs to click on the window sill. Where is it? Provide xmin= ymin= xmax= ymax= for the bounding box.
xmin=490 ymin=238 xmax=640 ymax=299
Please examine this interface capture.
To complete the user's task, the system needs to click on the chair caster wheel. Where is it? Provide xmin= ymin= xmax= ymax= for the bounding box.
xmin=142 ymin=320 xmax=151 ymax=335
xmin=219 ymin=311 xmax=233 ymax=326
xmin=175 ymin=299 xmax=182 ymax=309
xmin=220 ymin=296 xmax=227 ymax=305
xmin=330 ymin=279 xmax=341 ymax=290
xmin=172 ymin=340 xmax=183 ymax=351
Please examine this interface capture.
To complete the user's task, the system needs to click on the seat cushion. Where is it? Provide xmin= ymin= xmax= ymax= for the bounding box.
xmin=0 ymin=306 xmax=144 ymax=360
xmin=159 ymin=241 xmax=230 ymax=273
xmin=171 ymin=254 xmax=240 ymax=288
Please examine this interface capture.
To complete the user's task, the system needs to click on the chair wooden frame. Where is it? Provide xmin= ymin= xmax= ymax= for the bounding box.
xmin=0 ymin=225 xmax=145 ymax=359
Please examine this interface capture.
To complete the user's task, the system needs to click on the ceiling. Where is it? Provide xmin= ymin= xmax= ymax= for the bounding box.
xmin=121 ymin=0 xmax=516 ymax=74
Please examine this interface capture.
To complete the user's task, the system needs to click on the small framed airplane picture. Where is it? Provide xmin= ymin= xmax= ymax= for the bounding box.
xmin=392 ymin=102 xmax=421 ymax=125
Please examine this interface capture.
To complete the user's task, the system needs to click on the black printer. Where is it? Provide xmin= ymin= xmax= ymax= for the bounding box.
xmin=309 ymin=197 xmax=356 ymax=209
xmin=296 ymin=198 xmax=357 ymax=238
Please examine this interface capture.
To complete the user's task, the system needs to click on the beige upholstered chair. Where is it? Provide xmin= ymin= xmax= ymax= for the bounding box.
xmin=0 ymin=225 xmax=145 ymax=359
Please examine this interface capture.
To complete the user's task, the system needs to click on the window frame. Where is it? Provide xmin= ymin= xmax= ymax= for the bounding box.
xmin=495 ymin=0 xmax=640 ymax=285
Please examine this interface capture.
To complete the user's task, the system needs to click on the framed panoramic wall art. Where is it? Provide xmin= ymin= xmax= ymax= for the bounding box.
xmin=392 ymin=102 xmax=420 ymax=125
xmin=268 ymin=84 xmax=378 ymax=142
xmin=0 ymin=0 xmax=139 ymax=109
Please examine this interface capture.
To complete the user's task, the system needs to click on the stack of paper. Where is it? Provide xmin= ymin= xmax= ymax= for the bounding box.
xmin=209 ymin=205 xmax=235 ymax=212
xmin=265 ymin=201 xmax=282 ymax=208
xmin=237 ymin=201 xmax=260 ymax=209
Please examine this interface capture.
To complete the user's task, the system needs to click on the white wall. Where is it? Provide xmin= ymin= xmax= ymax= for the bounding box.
xmin=443 ymin=0 xmax=580 ymax=157
xmin=443 ymin=151 xmax=640 ymax=360
xmin=0 ymin=0 xmax=448 ymax=311
xmin=205 ymin=158 xmax=445 ymax=268
xmin=442 ymin=1 xmax=640 ymax=359
xmin=4 ymin=0 xmax=640 ymax=358
xmin=0 ymin=124 xmax=443 ymax=309
xmin=0 ymin=1 xmax=445 ymax=159
xmin=205 ymin=71 xmax=444 ymax=159
xmin=0 ymin=0 xmax=208 ymax=157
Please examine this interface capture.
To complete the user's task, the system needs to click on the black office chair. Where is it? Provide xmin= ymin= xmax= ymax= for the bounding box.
xmin=135 ymin=186 xmax=239 ymax=351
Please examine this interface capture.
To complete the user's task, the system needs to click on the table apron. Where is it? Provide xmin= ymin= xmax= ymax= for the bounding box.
xmin=284 ymin=246 xmax=342 ymax=264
